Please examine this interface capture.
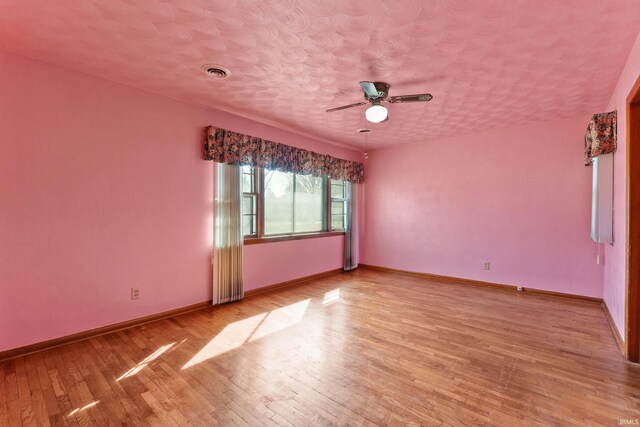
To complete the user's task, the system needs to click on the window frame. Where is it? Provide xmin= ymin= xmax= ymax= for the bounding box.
xmin=243 ymin=167 xmax=347 ymax=245
xmin=329 ymin=179 xmax=348 ymax=232
xmin=242 ymin=166 xmax=260 ymax=238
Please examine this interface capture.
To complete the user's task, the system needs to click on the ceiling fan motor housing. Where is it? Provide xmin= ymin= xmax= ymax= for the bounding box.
xmin=364 ymin=82 xmax=390 ymax=100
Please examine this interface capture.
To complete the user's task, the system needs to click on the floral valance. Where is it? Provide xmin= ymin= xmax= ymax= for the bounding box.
xmin=585 ymin=111 xmax=617 ymax=166
xmin=203 ymin=126 xmax=364 ymax=183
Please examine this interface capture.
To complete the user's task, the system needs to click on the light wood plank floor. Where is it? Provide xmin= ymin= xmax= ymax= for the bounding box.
xmin=2 ymin=268 xmax=640 ymax=426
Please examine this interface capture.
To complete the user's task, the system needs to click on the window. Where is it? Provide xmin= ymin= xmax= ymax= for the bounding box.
xmin=330 ymin=179 xmax=347 ymax=231
xmin=241 ymin=166 xmax=347 ymax=241
xmin=241 ymin=166 xmax=258 ymax=237
xmin=264 ymin=170 xmax=325 ymax=234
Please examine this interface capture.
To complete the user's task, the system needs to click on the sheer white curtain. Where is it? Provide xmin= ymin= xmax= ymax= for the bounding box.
xmin=213 ymin=162 xmax=244 ymax=304
xmin=344 ymin=182 xmax=359 ymax=271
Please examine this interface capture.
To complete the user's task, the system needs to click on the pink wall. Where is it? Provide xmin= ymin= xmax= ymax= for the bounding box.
xmin=0 ymin=51 xmax=359 ymax=352
xmin=243 ymin=236 xmax=344 ymax=292
xmin=362 ymin=116 xmax=604 ymax=297
xmin=604 ymin=31 xmax=640 ymax=339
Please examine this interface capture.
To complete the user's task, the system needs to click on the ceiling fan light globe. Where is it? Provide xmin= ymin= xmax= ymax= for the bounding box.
xmin=365 ymin=104 xmax=388 ymax=123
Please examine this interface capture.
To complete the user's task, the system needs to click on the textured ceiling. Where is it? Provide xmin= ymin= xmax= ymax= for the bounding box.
xmin=1 ymin=0 xmax=640 ymax=150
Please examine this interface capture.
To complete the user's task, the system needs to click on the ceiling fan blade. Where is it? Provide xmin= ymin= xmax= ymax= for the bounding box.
xmin=359 ymin=81 xmax=380 ymax=98
xmin=326 ymin=101 xmax=367 ymax=113
xmin=387 ymin=93 xmax=433 ymax=104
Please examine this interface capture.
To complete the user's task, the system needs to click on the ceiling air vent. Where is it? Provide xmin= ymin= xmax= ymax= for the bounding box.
xmin=201 ymin=64 xmax=230 ymax=79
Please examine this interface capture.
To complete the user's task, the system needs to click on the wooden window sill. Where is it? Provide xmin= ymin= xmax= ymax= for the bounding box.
xmin=244 ymin=231 xmax=345 ymax=245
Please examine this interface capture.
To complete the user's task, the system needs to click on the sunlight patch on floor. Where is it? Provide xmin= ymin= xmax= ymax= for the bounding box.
xmin=182 ymin=299 xmax=311 ymax=369
xmin=249 ymin=299 xmax=310 ymax=342
xmin=68 ymin=400 xmax=100 ymax=416
xmin=322 ymin=288 xmax=340 ymax=306
xmin=182 ymin=312 xmax=267 ymax=369
xmin=117 ymin=342 xmax=175 ymax=381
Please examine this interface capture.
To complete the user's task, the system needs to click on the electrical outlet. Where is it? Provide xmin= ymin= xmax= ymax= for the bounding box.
xmin=131 ymin=287 xmax=140 ymax=300
xmin=483 ymin=261 xmax=490 ymax=270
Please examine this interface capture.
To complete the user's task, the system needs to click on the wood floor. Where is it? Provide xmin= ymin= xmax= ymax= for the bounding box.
xmin=2 ymin=269 xmax=640 ymax=426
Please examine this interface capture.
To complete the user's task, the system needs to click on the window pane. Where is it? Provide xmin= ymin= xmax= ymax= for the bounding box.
xmin=264 ymin=170 xmax=294 ymax=234
xmin=242 ymin=165 xmax=254 ymax=193
xmin=331 ymin=199 xmax=346 ymax=230
xmin=331 ymin=179 xmax=344 ymax=198
xmin=242 ymin=174 xmax=253 ymax=193
xmin=243 ymin=195 xmax=255 ymax=215
xmin=331 ymin=200 xmax=345 ymax=215
xmin=332 ymin=214 xmax=345 ymax=231
xmin=243 ymin=215 xmax=256 ymax=236
xmin=294 ymin=174 xmax=324 ymax=232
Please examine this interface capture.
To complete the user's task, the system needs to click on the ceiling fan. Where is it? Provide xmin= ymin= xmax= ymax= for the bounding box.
xmin=326 ymin=81 xmax=433 ymax=123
